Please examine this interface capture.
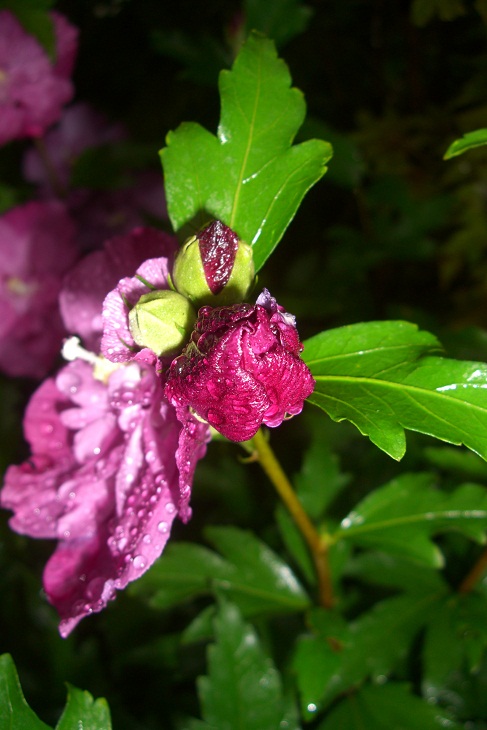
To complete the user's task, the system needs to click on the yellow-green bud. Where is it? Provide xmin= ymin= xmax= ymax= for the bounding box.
xmin=172 ymin=220 xmax=255 ymax=307
xmin=128 ymin=290 xmax=196 ymax=357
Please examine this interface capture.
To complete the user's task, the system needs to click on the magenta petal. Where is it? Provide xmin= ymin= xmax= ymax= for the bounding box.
xmin=44 ymin=469 xmax=179 ymax=638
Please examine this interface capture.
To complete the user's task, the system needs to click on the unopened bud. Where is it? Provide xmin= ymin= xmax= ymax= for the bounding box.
xmin=172 ymin=220 xmax=255 ymax=307
xmin=129 ymin=290 xmax=196 ymax=357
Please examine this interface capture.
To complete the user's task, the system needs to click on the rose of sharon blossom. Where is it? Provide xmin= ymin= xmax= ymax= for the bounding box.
xmin=165 ymin=289 xmax=315 ymax=442
xmin=60 ymin=227 xmax=178 ymax=352
xmin=0 ymin=200 xmax=77 ymax=378
xmin=0 ymin=356 xmax=209 ymax=636
xmin=0 ymin=10 xmax=78 ymax=146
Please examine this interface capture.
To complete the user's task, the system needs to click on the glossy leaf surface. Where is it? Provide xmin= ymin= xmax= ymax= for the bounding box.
xmin=304 ymin=320 xmax=487 ymax=460
xmin=56 ymin=685 xmax=112 ymax=730
xmin=444 ymin=128 xmax=487 ymax=159
xmin=130 ymin=525 xmax=309 ymax=616
xmin=334 ymin=473 xmax=487 ymax=566
xmin=293 ymin=592 xmax=443 ymax=715
xmin=0 ymin=654 xmax=51 ymax=730
xmin=161 ymin=32 xmax=332 ymax=271
xmin=197 ymin=600 xmax=285 ymax=730
xmin=317 ymin=683 xmax=461 ymax=730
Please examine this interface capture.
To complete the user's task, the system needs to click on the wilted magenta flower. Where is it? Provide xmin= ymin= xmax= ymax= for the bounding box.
xmin=0 ymin=10 xmax=78 ymax=146
xmin=165 ymin=289 xmax=315 ymax=442
xmin=0 ymin=355 xmax=209 ymax=636
xmin=60 ymin=227 xmax=178 ymax=352
xmin=0 ymin=200 xmax=77 ymax=378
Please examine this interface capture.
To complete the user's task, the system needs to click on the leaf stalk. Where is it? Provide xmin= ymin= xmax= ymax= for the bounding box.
xmin=252 ymin=428 xmax=335 ymax=608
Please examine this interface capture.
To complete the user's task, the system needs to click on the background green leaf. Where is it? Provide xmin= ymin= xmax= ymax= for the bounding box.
xmin=444 ymin=129 xmax=487 ymax=159
xmin=293 ymin=592 xmax=443 ymax=716
xmin=304 ymin=320 xmax=487 ymax=460
xmin=334 ymin=473 xmax=487 ymax=566
xmin=130 ymin=525 xmax=310 ymax=617
xmin=196 ymin=600 xmax=286 ymax=730
xmin=317 ymin=682 xmax=461 ymax=729
xmin=161 ymin=31 xmax=332 ymax=271
xmin=0 ymin=654 xmax=52 ymax=730
xmin=55 ymin=685 xmax=112 ymax=730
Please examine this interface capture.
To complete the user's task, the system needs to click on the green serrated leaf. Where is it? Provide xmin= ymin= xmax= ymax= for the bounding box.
xmin=303 ymin=320 xmax=487 ymax=461
xmin=130 ymin=526 xmax=309 ymax=616
xmin=197 ymin=600 xmax=285 ymax=730
xmin=293 ymin=592 xmax=443 ymax=715
xmin=161 ymin=31 xmax=332 ymax=272
xmin=444 ymin=129 xmax=487 ymax=159
xmin=423 ymin=592 xmax=487 ymax=702
xmin=0 ymin=654 xmax=52 ymax=730
xmin=204 ymin=526 xmax=310 ymax=614
xmin=56 ymin=684 xmax=112 ymax=730
xmin=317 ymin=682 xmax=461 ymax=730
xmin=345 ymin=551 xmax=447 ymax=594
xmin=334 ymin=474 xmax=487 ymax=567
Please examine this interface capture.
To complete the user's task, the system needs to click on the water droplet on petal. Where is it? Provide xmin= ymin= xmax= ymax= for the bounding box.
xmin=157 ymin=521 xmax=168 ymax=534
xmin=133 ymin=555 xmax=146 ymax=569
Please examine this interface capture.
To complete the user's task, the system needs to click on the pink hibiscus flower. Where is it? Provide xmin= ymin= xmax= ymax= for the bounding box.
xmin=0 ymin=355 xmax=209 ymax=636
xmin=0 ymin=10 xmax=78 ymax=145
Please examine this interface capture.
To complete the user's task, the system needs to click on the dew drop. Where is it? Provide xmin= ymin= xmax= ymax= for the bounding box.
xmin=133 ymin=555 xmax=146 ymax=569
xmin=142 ymin=534 xmax=151 ymax=544
xmin=157 ymin=521 xmax=169 ymax=534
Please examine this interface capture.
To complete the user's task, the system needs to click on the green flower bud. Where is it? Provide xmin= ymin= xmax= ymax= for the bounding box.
xmin=128 ymin=290 xmax=196 ymax=357
xmin=172 ymin=220 xmax=255 ymax=307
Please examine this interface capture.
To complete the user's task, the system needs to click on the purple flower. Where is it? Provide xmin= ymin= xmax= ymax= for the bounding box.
xmin=0 ymin=356 xmax=209 ymax=636
xmin=0 ymin=200 xmax=77 ymax=378
xmin=0 ymin=10 xmax=78 ymax=145
xmin=165 ymin=289 xmax=315 ymax=442
xmin=60 ymin=227 xmax=178 ymax=352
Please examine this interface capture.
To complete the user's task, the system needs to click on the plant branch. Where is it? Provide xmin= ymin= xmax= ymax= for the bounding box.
xmin=459 ymin=547 xmax=487 ymax=594
xmin=251 ymin=428 xmax=335 ymax=608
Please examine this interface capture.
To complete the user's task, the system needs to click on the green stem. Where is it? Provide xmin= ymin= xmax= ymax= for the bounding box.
xmin=252 ymin=428 xmax=335 ymax=608
xmin=459 ymin=547 xmax=487 ymax=594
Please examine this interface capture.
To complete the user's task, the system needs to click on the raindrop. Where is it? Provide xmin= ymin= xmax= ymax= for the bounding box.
xmin=165 ymin=502 xmax=175 ymax=514
xmin=133 ymin=555 xmax=146 ymax=570
xmin=157 ymin=521 xmax=169 ymax=534
xmin=142 ymin=534 xmax=151 ymax=544
xmin=307 ymin=704 xmax=317 ymax=713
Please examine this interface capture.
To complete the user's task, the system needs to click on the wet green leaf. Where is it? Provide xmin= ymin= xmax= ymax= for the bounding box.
xmin=56 ymin=685 xmax=112 ymax=730
xmin=161 ymin=31 xmax=332 ymax=272
xmin=293 ymin=592 xmax=443 ymax=715
xmin=334 ymin=474 xmax=487 ymax=567
xmin=444 ymin=128 xmax=487 ymax=159
xmin=304 ymin=320 xmax=487 ymax=461
xmin=0 ymin=654 xmax=51 ymax=730
xmin=423 ymin=592 xmax=487 ymax=701
xmin=130 ymin=526 xmax=309 ymax=616
xmin=197 ymin=600 xmax=286 ymax=730
xmin=317 ymin=682 xmax=461 ymax=729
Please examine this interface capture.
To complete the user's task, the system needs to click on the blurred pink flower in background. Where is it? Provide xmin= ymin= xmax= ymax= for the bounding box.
xmin=0 ymin=10 xmax=78 ymax=145
xmin=0 ymin=199 xmax=77 ymax=378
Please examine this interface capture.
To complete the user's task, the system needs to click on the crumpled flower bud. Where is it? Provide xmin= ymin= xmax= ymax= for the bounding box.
xmin=172 ymin=220 xmax=255 ymax=307
xmin=165 ymin=288 xmax=315 ymax=442
xmin=129 ymin=290 xmax=197 ymax=357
